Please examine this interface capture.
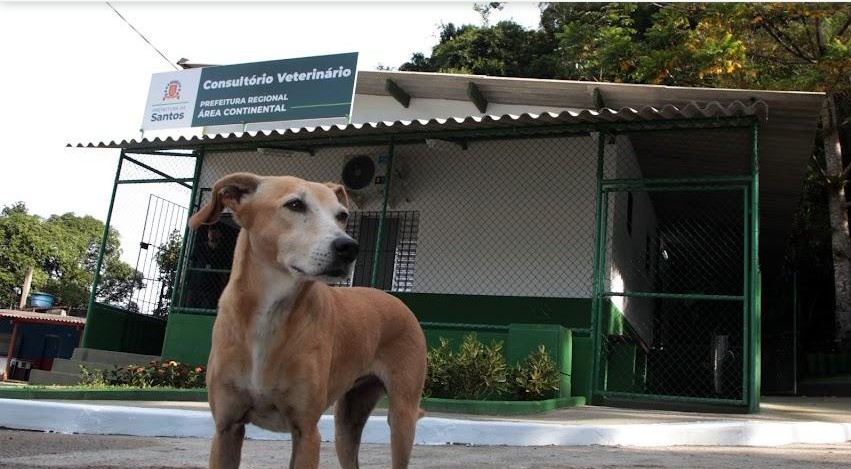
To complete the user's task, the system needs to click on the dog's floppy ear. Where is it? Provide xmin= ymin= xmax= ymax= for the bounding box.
xmin=325 ymin=182 xmax=349 ymax=209
xmin=189 ymin=173 xmax=262 ymax=229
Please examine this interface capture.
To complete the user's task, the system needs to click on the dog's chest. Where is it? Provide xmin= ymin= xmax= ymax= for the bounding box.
xmin=246 ymin=393 xmax=292 ymax=432
xmin=248 ymin=302 xmax=290 ymax=390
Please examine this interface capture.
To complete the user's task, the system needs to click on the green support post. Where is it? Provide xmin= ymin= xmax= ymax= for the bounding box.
xmin=370 ymin=139 xmax=394 ymax=288
xmin=748 ymin=120 xmax=761 ymax=413
xmin=590 ymin=130 xmax=608 ymax=405
xmin=81 ymin=151 xmax=125 ymax=348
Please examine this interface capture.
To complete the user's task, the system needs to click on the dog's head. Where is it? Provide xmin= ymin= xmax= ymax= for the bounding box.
xmin=189 ymin=172 xmax=359 ymax=282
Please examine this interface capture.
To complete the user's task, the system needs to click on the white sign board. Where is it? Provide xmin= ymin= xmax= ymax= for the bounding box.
xmin=140 ymin=68 xmax=202 ymax=131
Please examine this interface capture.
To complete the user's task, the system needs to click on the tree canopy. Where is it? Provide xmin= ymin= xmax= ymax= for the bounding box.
xmin=0 ymin=202 xmax=143 ymax=314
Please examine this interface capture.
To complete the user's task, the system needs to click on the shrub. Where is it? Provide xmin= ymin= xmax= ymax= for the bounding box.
xmin=80 ymin=360 xmax=206 ymax=389
xmin=449 ymin=334 xmax=511 ymax=400
xmin=424 ymin=337 xmax=454 ymax=398
xmin=512 ymin=345 xmax=560 ymax=401
xmin=424 ymin=334 xmax=561 ymax=401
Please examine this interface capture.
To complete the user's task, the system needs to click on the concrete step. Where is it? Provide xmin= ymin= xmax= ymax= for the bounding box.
xmin=70 ymin=348 xmax=160 ymax=366
xmin=28 ymin=369 xmax=81 ymax=386
xmin=49 ymin=358 xmax=118 ymax=375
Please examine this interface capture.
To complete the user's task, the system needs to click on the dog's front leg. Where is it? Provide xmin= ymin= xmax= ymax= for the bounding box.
xmin=210 ymin=422 xmax=246 ymax=469
xmin=289 ymin=423 xmax=321 ymax=469
xmin=208 ymin=386 xmax=250 ymax=469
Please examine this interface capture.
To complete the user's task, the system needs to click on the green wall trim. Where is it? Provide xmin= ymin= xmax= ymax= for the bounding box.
xmin=571 ymin=336 xmax=593 ymax=401
xmin=0 ymin=387 xmax=207 ymax=401
xmin=162 ymin=294 xmax=594 ymax=366
xmin=506 ymin=324 xmax=572 ymax=399
xmin=83 ymin=303 xmax=166 ymax=355
xmin=421 ymin=396 xmax=585 ymax=415
xmin=391 ymin=293 xmax=593 ymax=328
xmin=161 ymin=313 xmax=216 ymax=366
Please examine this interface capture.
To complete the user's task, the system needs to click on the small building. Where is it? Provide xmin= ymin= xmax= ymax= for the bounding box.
xmin=73 ymin=70 xmax=824 ymax=412
xmin=1 ymin=309 xmax=85 ymax=381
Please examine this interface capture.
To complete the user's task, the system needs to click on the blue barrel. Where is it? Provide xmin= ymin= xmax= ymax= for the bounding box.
xmin=29 ymin=292 xmax=55 ymax=308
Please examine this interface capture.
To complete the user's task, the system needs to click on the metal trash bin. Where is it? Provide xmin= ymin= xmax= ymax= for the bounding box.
xmin=9 ymin=358 xmax=33 ymax=381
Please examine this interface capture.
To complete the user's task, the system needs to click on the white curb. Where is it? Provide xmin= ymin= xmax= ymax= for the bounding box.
xmin=1 ymin=399 xmax=850 ymax=447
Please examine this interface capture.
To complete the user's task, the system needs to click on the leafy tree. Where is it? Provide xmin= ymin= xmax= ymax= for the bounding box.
xmin=400 ymin=21 xmax=559 ymax=78
xmin=152 ymin=229 xmax=182 ymax=319
xmin=0 ymin=203 xmax=51 ymax=308
xmin=473 ymin=2 xmax=504 ymax=26
xmin=0 ymin=202 xmax=143 ymax=314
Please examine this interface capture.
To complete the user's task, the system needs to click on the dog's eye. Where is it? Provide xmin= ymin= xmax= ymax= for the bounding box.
xmin=284 ymin=199 xmax=307 ymax=213
xmin=336 ymin=212 xmax=349 ymax=223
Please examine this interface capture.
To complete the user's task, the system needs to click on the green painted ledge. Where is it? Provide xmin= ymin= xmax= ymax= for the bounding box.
xmin=0 ymin=387 xmax=586 ymax=415
xmin=421 ymin=396 xmax=586 ymax=415
xmin=0 ymin=387 xmax=207 ymax=402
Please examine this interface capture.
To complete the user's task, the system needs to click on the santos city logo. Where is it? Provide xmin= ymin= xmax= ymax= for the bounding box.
xmin=163 ymin=80 xmax=181 ymax=101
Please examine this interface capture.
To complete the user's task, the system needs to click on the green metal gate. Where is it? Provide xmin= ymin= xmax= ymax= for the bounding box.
xmin=590 ymin=122 xmax=761 ymax=412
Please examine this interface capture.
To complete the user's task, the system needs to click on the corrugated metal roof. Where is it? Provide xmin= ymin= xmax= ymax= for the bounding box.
xmin=70 ymin=100 xmax=768 ymax=150
xmin=0 ymin=309 xmax=86 ymax=326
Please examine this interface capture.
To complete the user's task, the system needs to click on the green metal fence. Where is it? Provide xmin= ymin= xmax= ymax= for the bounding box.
xmin=81 ymin=149 xmax=200 ymax=350
xmin=591 ymin=122 xmax=760 ymax=412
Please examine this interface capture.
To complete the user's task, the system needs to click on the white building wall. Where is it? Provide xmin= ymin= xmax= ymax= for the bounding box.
xmin=199 ymin=135 xmax=598 ymax=298
xmin=607 ymin=135 xmax=658 ymax=344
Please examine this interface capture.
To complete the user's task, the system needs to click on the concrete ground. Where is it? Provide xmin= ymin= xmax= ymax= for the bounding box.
xmin=1 ymin=428 xmax=850 ymax=469
xmin=2 ymin=396 xmax=850 ymax=467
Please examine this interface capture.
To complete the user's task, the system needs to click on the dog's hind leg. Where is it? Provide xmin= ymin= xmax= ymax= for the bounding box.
xmin=387 ymin=395 xmax=420 ymax=469
xmin=334 ymin=377 xmax=384 ymax=469
xmin=384 ymin=357 xmax=425 ymax=469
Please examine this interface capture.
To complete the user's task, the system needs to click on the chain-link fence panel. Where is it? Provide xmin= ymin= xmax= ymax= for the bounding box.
xmin=81 ymin=150 xmax=197 ymax=357
xmin=96 ymin=151 xmax=195 ymax=318
xmin=594 ymin=124 xmax=756 ymax=407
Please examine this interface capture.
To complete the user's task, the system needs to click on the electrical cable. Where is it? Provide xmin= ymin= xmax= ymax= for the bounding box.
xmin=105 ymin=2 xmax=179 ymax=71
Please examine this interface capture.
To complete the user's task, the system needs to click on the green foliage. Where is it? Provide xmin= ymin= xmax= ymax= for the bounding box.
xmin=450 ymin=333 xmax=511 ymax=400
xmin=0 ymin=203 xmax=52 ymax=308
xmin=744 ymin=3 xmax=851 ymax=94
xmin=551 ymin=3 xmax=644 ymax=82
xmin=512 ymin=345 xmax=560 ymax=401
xmin=401 ymin=3 xmax=848 ymax=92
xmin=424 ymin=334 xmax=561 ymax=401
xmin=424 ymin=337 xmax=454 ymax=399
xmin=424 ymin=333 xmax=510 ymax=400
xmin=80 ymin=360 xmax=206 ymax=389
xmin=400 ymin=21 xmax=559 ymax=78
xmin=0 ymin=202 xmax=143 ymax=313
xmin=152 ymin=230 xmax=182 ymax=318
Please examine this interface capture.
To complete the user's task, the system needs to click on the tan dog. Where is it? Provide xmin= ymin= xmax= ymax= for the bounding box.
xmin=188 ymin=173 xmax=427 ymax=469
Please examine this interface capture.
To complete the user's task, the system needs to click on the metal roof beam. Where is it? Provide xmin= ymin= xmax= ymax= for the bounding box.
xmin=467 ymin=82 xmax=488 ymax=113
xmin=592 ymin=87 xmax=605 ymax=110
xmin=385 ymin=79 xmax=410 ymax=108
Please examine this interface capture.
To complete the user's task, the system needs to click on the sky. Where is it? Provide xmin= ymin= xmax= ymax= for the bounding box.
xmin=0 ymin=1 xmax=541 ymax=264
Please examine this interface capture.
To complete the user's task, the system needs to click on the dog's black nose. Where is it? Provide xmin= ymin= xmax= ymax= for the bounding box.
xmin=333 ymin=237 xmax=359 ymax=263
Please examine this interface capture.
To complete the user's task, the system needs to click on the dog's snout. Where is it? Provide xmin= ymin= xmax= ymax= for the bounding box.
xmin=333 ymin=237 xmax=359 ymax=263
